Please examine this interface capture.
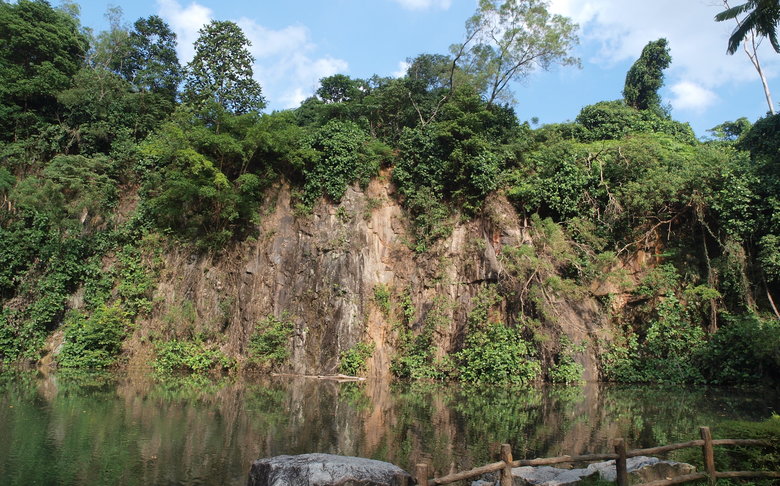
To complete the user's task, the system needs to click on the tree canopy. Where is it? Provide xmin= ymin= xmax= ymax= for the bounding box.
xmin=453 ymin=0 xmax=580 ymax=105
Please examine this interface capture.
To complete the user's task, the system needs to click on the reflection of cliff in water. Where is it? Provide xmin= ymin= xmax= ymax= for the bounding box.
xmin=0 ymin=371 xmax=777 ymax=486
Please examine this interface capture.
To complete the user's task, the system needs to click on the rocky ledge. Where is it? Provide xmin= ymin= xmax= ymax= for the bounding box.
xmin=473 ymin=456 xmax=696 ymax=486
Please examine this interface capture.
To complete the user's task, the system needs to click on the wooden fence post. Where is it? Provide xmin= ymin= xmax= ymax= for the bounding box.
xmin=700 ymin=426 xmax=717 ymax=486
xmin=500 ymin=444 xmax=514 ymax=486
xmin=416 ymin=463 xmax=429 ymax=486
xmin=614 ymin=438 xmax=628 ymax=486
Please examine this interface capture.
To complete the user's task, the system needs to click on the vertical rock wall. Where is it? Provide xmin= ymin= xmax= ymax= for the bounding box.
xmin=136 ymin=175 xmax=606 ymax=379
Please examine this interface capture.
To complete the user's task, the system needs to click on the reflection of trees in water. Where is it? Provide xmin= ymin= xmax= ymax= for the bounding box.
xmin=0 ymin=371 xmax=777 ymax=486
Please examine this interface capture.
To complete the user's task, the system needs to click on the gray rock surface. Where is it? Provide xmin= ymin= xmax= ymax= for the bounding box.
xmin=587 ymin=456 xmax=696 ymax=483
xmin=510 ymin=465 xmax=596 ymax=485
xmin=247 ymin=453 xmax=413 ymax=486
xmin=472 ymin=456 xmax=696 ymax=486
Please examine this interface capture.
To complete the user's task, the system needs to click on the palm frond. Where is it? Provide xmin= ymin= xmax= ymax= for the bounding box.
xmin=715 ymin=1 xmax=756 ymax=22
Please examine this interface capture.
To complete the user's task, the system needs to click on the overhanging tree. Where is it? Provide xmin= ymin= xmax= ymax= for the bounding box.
xmin=716 ymin=0 xmax=780 ymax=54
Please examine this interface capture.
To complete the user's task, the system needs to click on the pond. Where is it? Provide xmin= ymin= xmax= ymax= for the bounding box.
xmin=0 ymin=371 xmax=777 ymax=486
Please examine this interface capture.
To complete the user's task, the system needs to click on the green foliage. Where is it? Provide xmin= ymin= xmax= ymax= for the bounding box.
xmin=302 ymin=119 xmax=383 ymax=206
xmin=575 ymin=100 xmax=694 ymax=143
xmin=672 ymin=415 xmax=780 ymax=483
xmin=391 ymin=296 xmax=453 ymax=380
xmin=115 ymin=244 xmax=156 ymax=317
xmin=697 ymin=314 xmax=780 ymax=384
xmin=141 ymin=106 xmax=268 ymax=248
xmin=548 ymin=336 xmax=585 ymax=384
xmin=373 ymin=284 xmax=392 ymax=317
xmin=0 ymin=213 xmax=50 ymax=297
xmin=182 ymin=20 xmax=265 ymax=115
xmin=455 ymin=286 xmax=541 ymax=384
xmin=120 ymin=15 xmax=182 ymax=99
xmin=738 ymin=113 xmax=780 ymax=159
xmin=0 ymin=0 xmax=88 ymax=139
xmin=12 ymin=154 xmax=116 ymax=228
xmin=623 ymin=38 xmax=671 ymax=111
xmin=316 ymin=74 xmax=364 ymax=104
xmin=601 ymin=265 xmax=718 ymax=383
xmin=0 ymin=235 xmax=93 ymax=362
xmin=248 ymin=313 xmax=295 ymax=368
xmin=456 ymin=321 xmax=540 ymax=384
xmin=153 ymin=339 xmax=233 ymax=374
xmin=392 ymin=89 xmax=526 ymax=249
xmin=455 ymin=0 xmax=580 ymax=104
xmin=716 ymin=0 xmax=780 ymax=54
xmin=58 ymin=67 xmax=172 ymax=153
xmin=58 ymin=304 xmax=130 ymax=369
xmin=339 ymin=341 xmax=375 ymax=376
xmin=707 ymin=117 xmax=752 ymax=142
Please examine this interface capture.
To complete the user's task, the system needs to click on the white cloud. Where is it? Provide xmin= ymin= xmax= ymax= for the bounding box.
xmin=156 ymin=0 xmax=212 ymax=63
xmin=393 ymin=60 xmax=411 ymax=78
xmin=240 ymin=16 xmax=348 ymax=108
xmin=158 ymin=0 xmax=348 ymax=110
xmin=548 ymin=0 xmax=779 ymax=113
xmin=390 ymin=0 xmax=452 ymax=11
xmin=670 ymin=81 xmax=718 ymax=112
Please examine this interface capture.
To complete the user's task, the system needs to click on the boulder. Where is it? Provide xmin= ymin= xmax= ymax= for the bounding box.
xmin=247 ymin=453 xmax=414 ymax=486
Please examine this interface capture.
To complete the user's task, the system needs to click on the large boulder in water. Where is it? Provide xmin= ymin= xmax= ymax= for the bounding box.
xmin=247 ymin=453 xmax=414 ymax=486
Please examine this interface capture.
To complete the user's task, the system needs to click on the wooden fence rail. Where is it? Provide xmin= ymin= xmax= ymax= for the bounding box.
xmin=415 ymin=426 xmax=778 ymax=486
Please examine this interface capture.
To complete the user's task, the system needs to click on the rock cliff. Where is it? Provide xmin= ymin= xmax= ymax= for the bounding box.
xmin=125 ymin=174 xmax=611 ymax=380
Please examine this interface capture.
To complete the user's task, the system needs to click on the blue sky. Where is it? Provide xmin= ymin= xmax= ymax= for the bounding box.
xmin=71 ymin=0 xmax=779 ymax=138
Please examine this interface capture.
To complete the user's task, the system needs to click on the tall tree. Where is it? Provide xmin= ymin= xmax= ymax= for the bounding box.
xmin=717 ymin=1 xmax=776 ymax=115
xmin=623 ymin=38 xmax=672 ymax=111
xmin=121 ymin=15 xmax=182 ymax=99
xmin=452 ymin=0 xmax=579 ymax=106
xmin=0 ymin=0 xmax=88 ymax=140
xmin=182 ymin=20 xmax=265 ymax=115
xmin=88 ymin=6 xmax=131 ymax=72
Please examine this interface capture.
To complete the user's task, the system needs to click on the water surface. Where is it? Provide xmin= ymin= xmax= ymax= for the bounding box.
xmin=0 ymin=371 xmax=777 ymax=486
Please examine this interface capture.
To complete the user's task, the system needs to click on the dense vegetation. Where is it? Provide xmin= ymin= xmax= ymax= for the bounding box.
xmin=0 ymin=0 xmax=778 ymax=385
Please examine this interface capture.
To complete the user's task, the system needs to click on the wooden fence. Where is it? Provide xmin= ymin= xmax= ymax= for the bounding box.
xmin=415 ymin=426 xmax=779 ymax=486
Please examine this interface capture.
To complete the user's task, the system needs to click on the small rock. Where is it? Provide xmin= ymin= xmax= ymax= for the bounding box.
xmin=247 ymin=453 xmax=413 ymax=486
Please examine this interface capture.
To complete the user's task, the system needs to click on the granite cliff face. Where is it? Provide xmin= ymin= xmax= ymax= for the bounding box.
xmin=126 ymin=174 xmax=612 ymax=380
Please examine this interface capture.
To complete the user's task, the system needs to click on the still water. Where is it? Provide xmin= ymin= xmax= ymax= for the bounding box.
xmin=0 ymin=370 xmax=777 ymax=486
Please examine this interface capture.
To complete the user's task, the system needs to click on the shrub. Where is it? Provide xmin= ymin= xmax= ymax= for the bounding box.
xmin=58 ymin=304 xmax=131 ymax=369
xmin=549 ymin=336 xmax=585 ymax=384
xmin=455 ymin=286 xmax=540 ymax=384
xmin=456 ymin=322 xmax=541 ymax=384
xmin=373 ymin=284 xmax=392 ymax=317
xmin=302 ymin=120 xmax=383 ymax=206
xmin=697 ymin=314 xmax=780 ymax=384
xmin=153 ymin=339 xmax=233 ymax=374
xmin=339 ymin=341 xmax=375 ymax=376
xmin=248 ymin=313 xmax=295 ymax=368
